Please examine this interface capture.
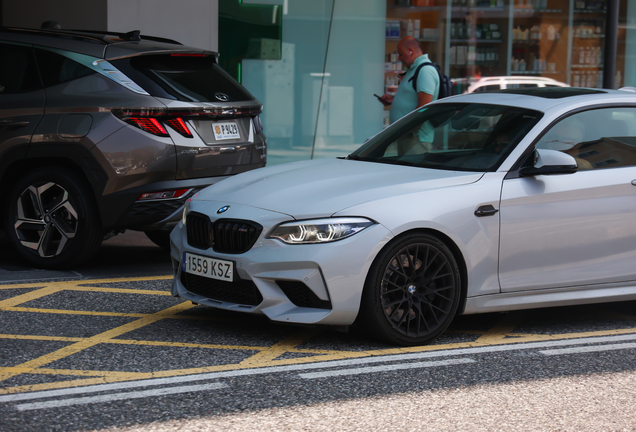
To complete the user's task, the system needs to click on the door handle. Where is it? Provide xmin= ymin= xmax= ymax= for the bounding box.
xmin=632 ymin=180 xmax=636 ymax=186
xmin=475 ymin=205 xmax=499 ymax=217
xmin=0 ymin=119 xmax=30 ymax=128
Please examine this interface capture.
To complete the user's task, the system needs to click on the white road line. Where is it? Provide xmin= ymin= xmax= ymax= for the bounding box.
xmin=299 ymin=358 xmax=475 ymax=379
xmin=3 ymin=333 xmax=636 ymax=403
xmin=540 ymin=342 xmax=636 ymax=356
xmin=14 ymin=382 xmax=227 ymax=411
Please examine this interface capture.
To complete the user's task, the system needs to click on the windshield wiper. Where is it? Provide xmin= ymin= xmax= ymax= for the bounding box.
xmin=347 ymin=154 xmax=365 ymax=161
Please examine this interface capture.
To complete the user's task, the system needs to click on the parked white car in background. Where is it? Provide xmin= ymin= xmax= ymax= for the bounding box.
xmin=171 ymin=87 xmax=636 ymax=346
xmin=465 ymin=76 xmax=569 ymax=93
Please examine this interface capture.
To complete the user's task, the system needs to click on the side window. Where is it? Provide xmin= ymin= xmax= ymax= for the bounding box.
xmin=474 ymin=84 xmax=499 ymax=93
xmin=536 ymin=107 xmax=636 ymax=170
xmin=0 ymin=43 xmax=41 ymax=94
xmin=508 ymin=83 xmax=538 ymax=89
xmin=34 ymin=48 xmax=96 ymax=88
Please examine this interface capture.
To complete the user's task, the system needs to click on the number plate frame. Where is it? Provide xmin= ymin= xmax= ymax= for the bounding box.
xmin=182 ymin=252 xmax=234 ymax=282
xmin=212 ymin=122 xmax=240 ymax=140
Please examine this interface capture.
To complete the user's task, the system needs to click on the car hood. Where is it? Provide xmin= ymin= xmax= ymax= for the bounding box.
xmin=193 ymin=158 xmax=483 ymax=219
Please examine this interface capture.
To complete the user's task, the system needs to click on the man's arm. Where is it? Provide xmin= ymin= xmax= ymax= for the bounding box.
xmin=416 ymin=91 xmax=433 ymax=108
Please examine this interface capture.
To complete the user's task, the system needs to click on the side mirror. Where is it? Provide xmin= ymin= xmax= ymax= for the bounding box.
xmin=519 ymin=149 xmax=578 ymax=177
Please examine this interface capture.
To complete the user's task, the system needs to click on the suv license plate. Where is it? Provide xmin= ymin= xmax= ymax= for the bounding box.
xmin=212 ymin=122 xmax=240 ymax=140
xmin=183 ymin=252 xmax=234 ymax=282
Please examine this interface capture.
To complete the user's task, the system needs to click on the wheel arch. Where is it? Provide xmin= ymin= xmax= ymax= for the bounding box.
xmin=2 ymin=162 xmax=104 ymax=268
xmin=0 ymin=157 xmax=103 ymax=227
xmin=373 ymin=227 xmax=469 ymax=315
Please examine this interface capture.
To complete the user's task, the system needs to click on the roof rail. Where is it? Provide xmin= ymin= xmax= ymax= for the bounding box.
xmin=0 ymin=27 xmax=183 ymax=46
xmin=0 ymin=27 xmax=107 ymax=44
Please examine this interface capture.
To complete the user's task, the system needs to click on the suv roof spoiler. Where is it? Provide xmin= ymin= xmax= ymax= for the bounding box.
xmin=68 ymin=29 xmax=183 ymax=45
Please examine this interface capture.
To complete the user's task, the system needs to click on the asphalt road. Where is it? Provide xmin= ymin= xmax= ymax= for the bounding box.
xmin=1 ymin=233 xmax=636 ymax=431
xmin=0 ymin=230 xmax=172 ymax=283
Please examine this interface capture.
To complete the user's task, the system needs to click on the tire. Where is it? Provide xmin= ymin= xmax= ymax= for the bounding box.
xmin=361 ymin=233 xmax=461 ymax=346
xmin=144 ymin=230 xmax=171 ymax=250
xmin=5 ymin=167 xmax=102 ymax=269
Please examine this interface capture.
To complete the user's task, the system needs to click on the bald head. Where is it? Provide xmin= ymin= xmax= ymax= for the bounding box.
xmin=397 ymin=36 xmax=423 ymax=68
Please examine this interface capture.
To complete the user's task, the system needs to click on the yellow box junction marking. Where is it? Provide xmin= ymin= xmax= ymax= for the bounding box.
xmin=0 ymin=276 xmax=635 ymax=396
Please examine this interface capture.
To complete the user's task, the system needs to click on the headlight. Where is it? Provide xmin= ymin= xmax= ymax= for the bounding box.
xmin=268 ymin=217 xmax=374 ymax=244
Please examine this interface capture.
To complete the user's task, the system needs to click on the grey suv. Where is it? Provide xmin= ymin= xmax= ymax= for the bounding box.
xmin=0 ymin=28 xmax=266 ymax=268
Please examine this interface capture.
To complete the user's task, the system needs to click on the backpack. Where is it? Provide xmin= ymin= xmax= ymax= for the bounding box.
xmin=408 ymin=62 xmax=454 ymax=99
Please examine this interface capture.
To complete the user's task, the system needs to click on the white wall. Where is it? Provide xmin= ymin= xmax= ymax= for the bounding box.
xmin=107 ymin=0 xmax=218 ymax=51
xmin=1 ymin=0 xmax=218 ymax=52
xmin=2 ymin=0 xmax=107 ymax=30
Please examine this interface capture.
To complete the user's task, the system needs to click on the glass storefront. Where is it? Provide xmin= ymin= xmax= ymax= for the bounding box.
xmin=240 ymin=0 xmax=386 ymax=166
xmin=385 ymin=0 xmax=622 ymax=94
xmin=220 ymin=0 xmax=633 ymax=167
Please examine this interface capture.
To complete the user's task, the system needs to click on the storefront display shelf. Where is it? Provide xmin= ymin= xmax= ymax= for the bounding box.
xmin=385 ymin=0 xmax=610 ymax=89
xmin=387 ymin=36 xmax=438 ymax=42
xmin=387 ymin=5 xmax=443 ymax=12
xmin=513 ymin=8 xmax=565 ymax=14
xmin=451 ymin=39 xmax=503 ymax=43
xmin=511 ymin=70 xmax=563 ymax=74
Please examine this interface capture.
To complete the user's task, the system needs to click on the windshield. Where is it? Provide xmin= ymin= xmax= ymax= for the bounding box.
xmin=350 ymin=103 xmax=543 ymax=172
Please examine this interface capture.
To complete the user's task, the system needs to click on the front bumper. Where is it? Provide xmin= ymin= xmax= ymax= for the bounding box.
xmin=169 ymin=200 xmax=393 ymax=326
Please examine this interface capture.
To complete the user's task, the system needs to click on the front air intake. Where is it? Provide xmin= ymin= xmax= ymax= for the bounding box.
xmin=186 ymin=212 xmax=212 ymax=250
xmin=213 ymin=219 xmax=262 ymax=254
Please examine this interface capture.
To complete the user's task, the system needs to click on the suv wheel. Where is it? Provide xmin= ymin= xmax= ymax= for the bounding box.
xmin=5 ymin=168 xmax=102 ymax=269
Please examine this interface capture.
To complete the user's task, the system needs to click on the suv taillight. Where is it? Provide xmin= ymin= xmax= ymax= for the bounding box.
xmin=164 ymin=118 xmax=193 ymax=137
xmin=252 ymin=115 xmax=263 ymax=135
xmin=112 ymin=109 xmax=193 ymax=138
xmin=125 ymin=117 xmax=169 ymax=137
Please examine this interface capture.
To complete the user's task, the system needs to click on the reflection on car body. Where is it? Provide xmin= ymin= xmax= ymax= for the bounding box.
xmin=170 ymin=87 xmax=636 ymax=346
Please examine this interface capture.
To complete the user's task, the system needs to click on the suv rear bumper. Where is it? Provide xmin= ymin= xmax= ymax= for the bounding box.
xmin=98 ymin=174 xmax=243 ymax=231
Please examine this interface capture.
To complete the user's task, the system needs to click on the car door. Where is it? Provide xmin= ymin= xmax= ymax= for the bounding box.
xmin=0 ymin=42 xmax=45 ymax=161
xmin=499 ymin=106 xmax=636 ymax=292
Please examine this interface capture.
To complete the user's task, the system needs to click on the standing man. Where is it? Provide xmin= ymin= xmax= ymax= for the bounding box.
xmin=380 ymin=36 xmax=440 ymax=124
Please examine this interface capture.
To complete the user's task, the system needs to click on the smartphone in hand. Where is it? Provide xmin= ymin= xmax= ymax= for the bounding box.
xmin=374 ymin=94 xmax=391 ymax=106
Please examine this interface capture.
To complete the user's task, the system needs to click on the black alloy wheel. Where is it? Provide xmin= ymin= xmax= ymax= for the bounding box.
xmin=6 ymin=168 xmax=102 ymax=269
xmin=361 ymin=233 xmax=461 ymax=346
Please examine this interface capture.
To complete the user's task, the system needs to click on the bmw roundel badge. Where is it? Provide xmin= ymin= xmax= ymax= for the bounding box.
xmin=217 ymin=205 xmax=230 ymax=214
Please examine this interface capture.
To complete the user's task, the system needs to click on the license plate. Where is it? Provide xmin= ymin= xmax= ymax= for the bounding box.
xmin=183 ymin=252 xmax=234 ymax=282
xmin=212 ymin=122 xmax=240 ymax=140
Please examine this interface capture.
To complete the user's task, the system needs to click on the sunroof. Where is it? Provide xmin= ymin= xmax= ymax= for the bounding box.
xmin=493 ymin=87 xmax=607 ymax=99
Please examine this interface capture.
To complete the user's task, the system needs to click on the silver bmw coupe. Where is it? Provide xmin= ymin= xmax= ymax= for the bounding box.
xmin=170 ymin=87 xmax=636 ymax=346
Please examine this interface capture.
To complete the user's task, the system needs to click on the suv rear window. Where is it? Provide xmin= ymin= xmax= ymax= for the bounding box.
xmin=111 ymin=54 xmax=254 ymax=103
